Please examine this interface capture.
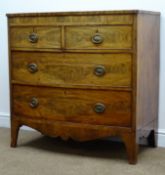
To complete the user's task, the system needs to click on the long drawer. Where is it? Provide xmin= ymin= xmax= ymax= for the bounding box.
xmin=12 ymin=52 xmax=132 ymax=88
xmin=9 ymin=14 xmax=133 ymax=26
xmin=13 ymin=85 xmax=132 ymax=127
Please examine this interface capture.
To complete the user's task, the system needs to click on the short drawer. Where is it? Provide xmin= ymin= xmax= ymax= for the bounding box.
xmin=65 ymin=26 xmax=132 ymax=50
xmin=12 ymin=52 xmax=132 ymax=88
xmin=10 ymin=27 xmax=61 ymax=49
xmin=13 ymin=85 xmax=132 ymax=127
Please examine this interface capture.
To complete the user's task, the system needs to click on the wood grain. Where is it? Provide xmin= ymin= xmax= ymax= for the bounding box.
xmin=7 ymin=10 xmax=160 ymax=164
xmin=8 ymin=14 xmax=133 ymax=26
xmin=10 ymin=26 xmax=61 ymax=49
xmin=136 ymin=13 xmax=160 ymax=145
xmin=66 ymin=26 xmax=132 ymax=50
xmin=11 ymin=115 xmax=132 ymax=141
xmin=7 ymin=10 xmax=160 ymax=17
xmin=13 ymin=85 xmax=132 ymax=127
xmin=12 ymin=52 xmax=132 ymax=88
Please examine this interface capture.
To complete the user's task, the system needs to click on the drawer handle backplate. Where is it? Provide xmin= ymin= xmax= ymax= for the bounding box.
xmin=91 ymin=33 xmax=104 ymax=44
xmin=29 ymin=97 xmax=39 ymax=108
xmin=94 ymin=65 xmax=106 ymax=76
xmin=28 ymin=63 xmax=38 ymax=73
xmin=94 ymin=103 xmax=106 ymax=113
xmin=28 ymin=33 xmax=38 ymax=43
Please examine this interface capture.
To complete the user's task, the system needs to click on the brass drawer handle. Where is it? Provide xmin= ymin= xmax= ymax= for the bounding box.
xmin=94 ymin=103 xmax=106 ymax=113
xmin=94 ymin=65 xmax=106 ymax=76
xmin=29 ymin=97 xmax=39 ymax=108
xmin=91 ymin=33 xmax=104 ymax=44
xmin=28 ymin=33 xmax=38 ymax=43
xmin=28 ymin=63 xmax=38 ymax=73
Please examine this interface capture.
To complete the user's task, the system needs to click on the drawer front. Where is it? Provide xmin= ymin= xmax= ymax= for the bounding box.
xmin=9 ymin=14 xmax=133 ymax=26
xmin=13 ymin=85 xmax=132 ymax=127
xmin=12 ymin=52 xmax=132 ymax=88
xmin=10 ymin=27 xmax=61 ymax=49
xmin=66 ymin=26 xmax=132 ymax=50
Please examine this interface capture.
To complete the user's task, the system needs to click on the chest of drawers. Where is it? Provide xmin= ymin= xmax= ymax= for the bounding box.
xmin=7 ymin=10 xmax=160 ymax=164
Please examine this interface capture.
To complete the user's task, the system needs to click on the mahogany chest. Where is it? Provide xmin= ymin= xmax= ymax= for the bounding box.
xmin=7 ymin=10 xmax=160 ymax=164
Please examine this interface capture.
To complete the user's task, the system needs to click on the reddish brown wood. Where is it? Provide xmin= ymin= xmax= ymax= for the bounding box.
xmin=121 ymin=132 xmax=138 ymax=164
xmin=13 ymin=85 xmax=132 ymax=126
xmin=10 ymin=118 xmax=21 ymax=147
xmin=136 ymin=13 xmax=160 ymax=146
xmin=10 ymin=27 xmax=61 ymax=49
xmin=65 ymin=26 xmax=132 ymax=50
xmin=12 ymin=52 xmax=132 ymax=88
xmin=7 ymin=10 xmax=160 ymax=164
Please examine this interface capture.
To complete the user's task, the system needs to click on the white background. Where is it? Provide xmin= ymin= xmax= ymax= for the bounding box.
xmin=0 ymin=0 xmax=165 ymax=146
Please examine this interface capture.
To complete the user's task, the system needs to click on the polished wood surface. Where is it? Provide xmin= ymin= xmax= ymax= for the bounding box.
xmin=7 ymin=10 xmax=160 ymax=164
xmin=65 ymin=26 xmax=132 ymax=49
xmin=10 ymin=27 xmax=61 ymax=49
xmin=12 ymin=52 xmax=132 ymax=88
xmin=136 ymin=13 xmax=160 ymax=144
xmin=7 ymin=10 xmax=160 ymax=17
xmin=13 ymin=85 xmax=131 ymax=126
xmin=8 ymin=11 xmax=135 ymax=26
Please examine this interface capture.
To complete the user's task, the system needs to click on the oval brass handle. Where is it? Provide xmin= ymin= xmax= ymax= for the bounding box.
xmin=28 ymin=63 xmax=38 ymax=73
xmin=28 ymin=33 xmax=38 ymax=43
xmin=91 ymin=33 xmax=104 ymax=44
xmin=94 ymin=65 xmax=106 ymax=76
xmin=29 ymin=97 xmax=39 ymax=108
xmin=94 ymin=103 xmax=106 ymax=113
